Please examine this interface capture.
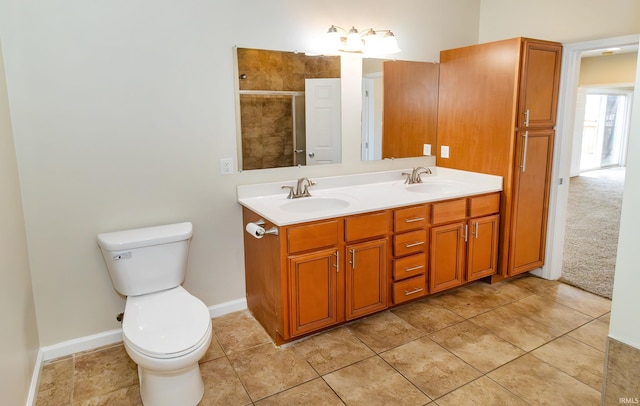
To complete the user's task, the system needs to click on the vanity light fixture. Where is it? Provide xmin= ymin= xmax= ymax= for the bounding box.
xmin=326 ymin=25 xmax=401 ymax=54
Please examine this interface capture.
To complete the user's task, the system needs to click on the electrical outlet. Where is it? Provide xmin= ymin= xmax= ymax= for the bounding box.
xmin=423 ymin=144 xmax=431 ymax=156
xmin=220 ymin=158 xmax=233 ymax=175
xmin=441 ymin=145 xmax=450 ymax=158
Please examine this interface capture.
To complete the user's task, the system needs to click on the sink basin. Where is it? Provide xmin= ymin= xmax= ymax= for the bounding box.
xmin=405 ymin=179 xmax=461 ymax=194
xmin=280 ymin=197 xmax=351 ymax=213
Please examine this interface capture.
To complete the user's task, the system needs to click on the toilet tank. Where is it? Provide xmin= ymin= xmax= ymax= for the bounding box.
xmin=97 ymin=222 xmax=193 ymax=297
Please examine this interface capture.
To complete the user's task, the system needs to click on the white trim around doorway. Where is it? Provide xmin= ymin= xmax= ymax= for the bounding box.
xmin=538 ymin=34 xmax=640 ymax=281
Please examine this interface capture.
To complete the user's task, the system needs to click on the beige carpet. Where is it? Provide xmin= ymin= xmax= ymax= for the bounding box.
xmin=560 ymin=168 xmax=625 ymax=299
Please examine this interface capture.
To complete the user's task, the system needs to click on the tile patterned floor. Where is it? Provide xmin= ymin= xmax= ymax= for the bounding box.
xmin=36 ymin=274 xmax=612 ymax=405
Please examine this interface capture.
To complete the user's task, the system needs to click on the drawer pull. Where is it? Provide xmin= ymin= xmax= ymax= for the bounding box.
xmin=404 ymin=217 xmax=425 ymax=223
xmin=405 ymin=241 xmax=425 ymax=248
xmin=404 ymin=287 xmax=424 ymax=296
xmin=405 ymin=265 xmax=424 ymax=272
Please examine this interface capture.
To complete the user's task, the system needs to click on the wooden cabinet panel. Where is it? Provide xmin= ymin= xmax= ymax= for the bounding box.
xmin=467 ymin=215 xmax=500 ymax=281
xmin=392 ymin=276 xmax=427 ymax=305
xmin=288 ymin=220 xmax=339 ymax=254
xmin=346 ymin=239 xmax=387 ymax=320
xmin=517 ymin=40 xmax=562 ymax=129
xmin=393 ymin=229 xmax=428 ymax=257
xmin=430 ymin=222 xmax=465 ymax=293
xmin=345 ymin=211 xmax=390 ymax=242
xmin=432 ymin=199 xmax=466 ymax=225
xmin=510 ymin=129 xmax=554 ymax=275
xmin=382 ymin=60 xmax=439 ymax=159
xmin=288 ymin=248 xmax=339 ymax=337
xmin=393 ymin=253 xmax=426 ymax=281
xmin=468 ymin=193 xmax=500 ymax=218
xmin=394 ymin=204 xmax=430 ymax=233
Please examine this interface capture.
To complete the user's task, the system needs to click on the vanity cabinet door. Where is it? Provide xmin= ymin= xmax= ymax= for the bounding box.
xmin=345 ymin=239 xmax=387 ymax=320
xmin=288 ymin=248 xmax=340 ymax=337
xmin=467 ymin=214 xmax=500 ymax=281
xmin=430 ymin=222 xmax=466 ymax=293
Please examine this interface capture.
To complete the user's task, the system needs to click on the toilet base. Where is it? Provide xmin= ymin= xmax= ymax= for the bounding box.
xmin=138 ymin=362 xmax=204 ymax=406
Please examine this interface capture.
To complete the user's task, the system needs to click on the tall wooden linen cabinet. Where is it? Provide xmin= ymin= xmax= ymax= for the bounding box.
xmin=436 ymin=38 xmax=562 ymax=278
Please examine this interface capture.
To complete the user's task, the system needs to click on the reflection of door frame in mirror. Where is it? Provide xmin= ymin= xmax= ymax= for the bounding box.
xmin=362 ymin=72 xmax=383 ymax=160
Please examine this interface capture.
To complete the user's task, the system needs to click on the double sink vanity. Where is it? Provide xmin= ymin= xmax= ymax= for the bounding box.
xmin=238 ymin=167 xmax=502 ymax=344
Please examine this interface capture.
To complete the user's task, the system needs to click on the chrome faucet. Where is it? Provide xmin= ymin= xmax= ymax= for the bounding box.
xmin=402 ymin=167 xmax=432 ymax=184
xmin=281 ymin=177 xmax=316 ymax=199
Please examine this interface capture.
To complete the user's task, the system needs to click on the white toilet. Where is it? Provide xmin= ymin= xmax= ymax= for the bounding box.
xmin=97 ymin=222 xmax=212 ymax=406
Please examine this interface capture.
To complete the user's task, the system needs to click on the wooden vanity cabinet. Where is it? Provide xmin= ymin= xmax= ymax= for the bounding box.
xmin=242 ymin=192 xmax=498 ymax=344
xmin=430 ymin=194 xmax=500 ymax=293
xmin=437 ymin=37 xmax=561 ymax=278
xmin=242 ymin=206 xmax=390 ymax=344
xmin=467 ymin=194 xmax=500 ymax=281
xmin=344 ymin=212 xmax=389 ymax=320
xmin=430 ymin=199 xmax=467 ymax=293
xmin=391 ymin=205 xmax=429 ymax=304
xmin=286 ymin=219 xmax=343 ymax=338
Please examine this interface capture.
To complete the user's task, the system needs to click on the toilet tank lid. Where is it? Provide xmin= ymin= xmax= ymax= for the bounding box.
xmin=97 ymin=222 xmax=193 ymax=251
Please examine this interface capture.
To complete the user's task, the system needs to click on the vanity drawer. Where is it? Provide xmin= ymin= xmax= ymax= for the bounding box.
xmin=393 ymin=253 xmax=426 ymax=281
xmin=394 ymin=205 xmax=430 ymax=233
xmin=432 ymin=199 xmax=467 ymax=225
xmin=345 ymin=211 xmax=390 ymax=242
xmin=288 ymin=220 xmax=340 ymax=254
xmin=393 ymin=229 xmax=428 ymax=257
xmin=392 ymin=276 xmax=427 ymax=304
xmin=468 ymin=193 xmax=500 ymax=217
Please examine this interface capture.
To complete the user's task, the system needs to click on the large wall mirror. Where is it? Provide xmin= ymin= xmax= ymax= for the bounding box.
xmin=361 ymin=59 xmax=439 ymax=161
xmin=234 ymin=47 xmax=341 ymax=171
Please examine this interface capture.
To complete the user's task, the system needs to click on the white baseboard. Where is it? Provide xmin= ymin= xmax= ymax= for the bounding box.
xmin=208 ymin=297 xmax=247 ymax=318
xmin=26 ymin=350 xmax=44 ymax=406
xmin=29 ymin=297 xmax=247 ymax=405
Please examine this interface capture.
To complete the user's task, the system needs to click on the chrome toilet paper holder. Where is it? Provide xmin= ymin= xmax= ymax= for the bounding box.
xmin=248 ymin=219 xmax=279 ymax=237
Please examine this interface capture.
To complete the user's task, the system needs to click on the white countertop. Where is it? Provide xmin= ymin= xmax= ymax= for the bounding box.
xmin=237 ymin=167 xmax=503 ymax=226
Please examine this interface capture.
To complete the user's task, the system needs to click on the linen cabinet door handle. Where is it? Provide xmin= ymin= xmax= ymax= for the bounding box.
xmin=349 ymin=249 xmax=356 ymax=270
xmin=520 ymin=131 xmax=529 ymax=172
xmin=523 ymin=109 xmax=530 ymax=127
xmin=334 ymin=251 xmax=339 ymax=273
xmin=405 ymin=241 xmax=425 ymax=248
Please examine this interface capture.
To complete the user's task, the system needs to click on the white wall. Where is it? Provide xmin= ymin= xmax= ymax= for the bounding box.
xmin=479 ymin=0 xmax=640 ymax=43
xmin=0 ymin=0 xmax=481 ymax=346
xmin=609 ymin=52 xmax=640 ymax=349
xmin=0 ymin=39 xmax=40 ymax=405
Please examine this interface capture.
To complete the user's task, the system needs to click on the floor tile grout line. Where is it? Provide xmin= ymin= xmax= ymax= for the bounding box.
xmin=36 ymin=276 xmax=610 ymax=405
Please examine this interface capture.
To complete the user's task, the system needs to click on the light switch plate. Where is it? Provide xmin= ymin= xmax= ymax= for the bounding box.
xmin=441 ymin=145 xmax=450 ymax=158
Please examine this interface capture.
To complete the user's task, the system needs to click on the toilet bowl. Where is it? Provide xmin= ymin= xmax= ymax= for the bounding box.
xmin=97 ymin=222 xmax=212 ymax=406
xmin=122 ymin=286 xmax=212 ymax=406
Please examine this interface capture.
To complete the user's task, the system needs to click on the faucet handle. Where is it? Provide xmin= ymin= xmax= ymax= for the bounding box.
xmin=302 ymin=179 xmax=316 ymax=196
xmin=401 ymin=172 xmax=412 ymax=184
xmin=281 ymin=185 xmax=295 ymax=199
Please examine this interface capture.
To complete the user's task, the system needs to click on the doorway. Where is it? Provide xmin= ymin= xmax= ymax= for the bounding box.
xmin=542 ymin=34 xmax=640 ymax=283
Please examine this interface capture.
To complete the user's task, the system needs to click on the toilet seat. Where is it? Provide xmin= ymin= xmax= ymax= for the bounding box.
xmin=123 ymin=286 xmax=211 ymax=359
